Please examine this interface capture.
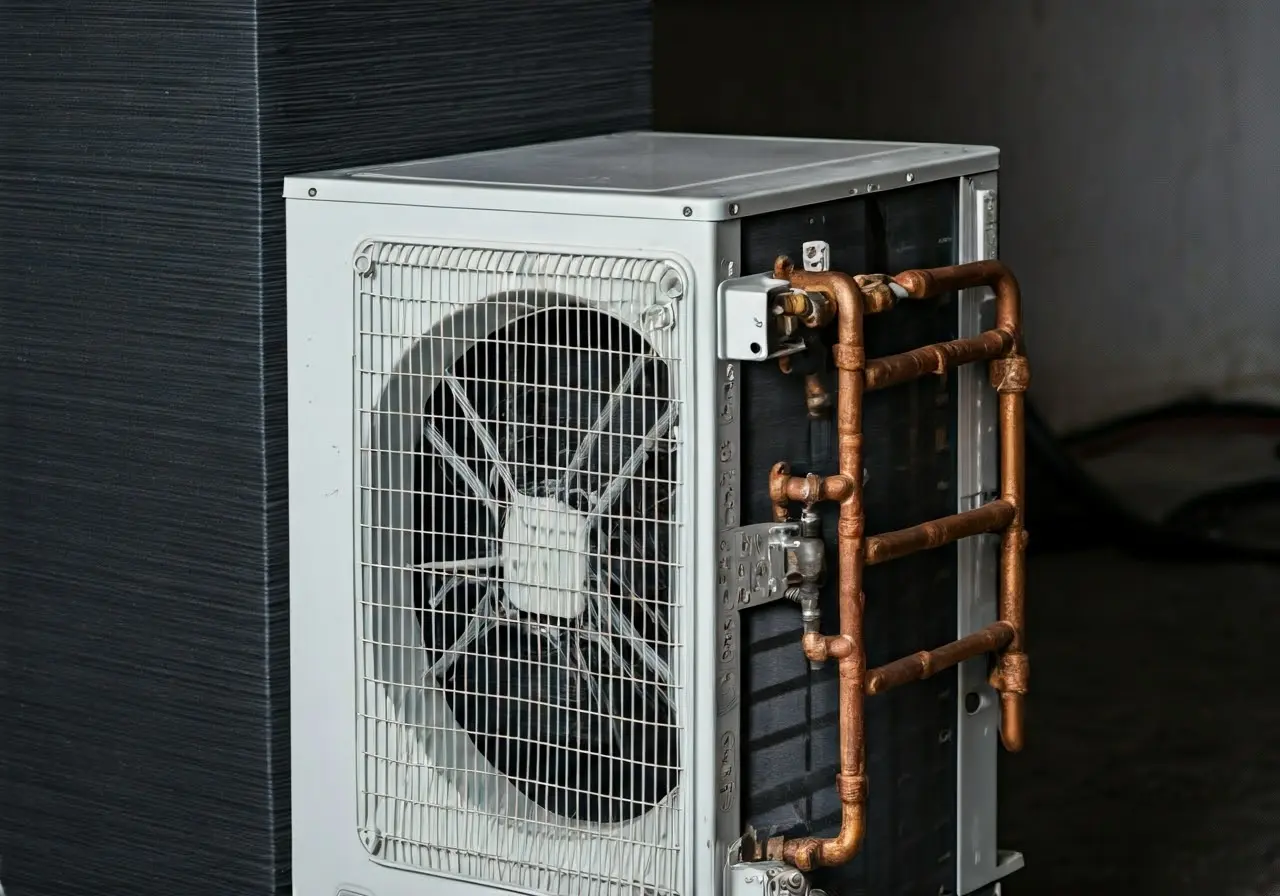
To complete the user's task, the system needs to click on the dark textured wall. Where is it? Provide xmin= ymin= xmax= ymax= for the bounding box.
xmin=0 ymin=2 xmax=650 ymax=894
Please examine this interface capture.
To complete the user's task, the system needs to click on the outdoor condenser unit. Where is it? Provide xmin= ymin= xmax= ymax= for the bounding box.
xmin=285 ymin=132 xmax=1030 ymax=896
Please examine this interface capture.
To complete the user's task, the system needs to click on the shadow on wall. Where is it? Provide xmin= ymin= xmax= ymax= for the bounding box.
xmin=654 ymin=0 xmax=1280 ymax=433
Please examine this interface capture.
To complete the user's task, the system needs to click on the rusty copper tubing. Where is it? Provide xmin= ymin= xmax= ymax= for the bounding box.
xmin=767 ymin=258 xmax=870 ymax=870
xmin=865 ymin=621 xmax=1016 ymax=696
xmin=893 ymin=261 xmax=1029 ymax=753
xmin=778 ymin=289 xmax=836 ymax=328
xmin=891 ymin=260 xmax=1023 ymax=350
xmin=865 ymin=329 xmax=1015 ymax=392
xmin=865 ymin=499 xmax=1015 ymax=567
xmin=769 ymin=465 xmax=854 ymax=518
xmin=804 ymin=373 xmax=832 ymax=418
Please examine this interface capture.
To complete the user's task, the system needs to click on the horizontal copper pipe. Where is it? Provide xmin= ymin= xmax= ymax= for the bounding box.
xmin=865 ymin=500 xmax=1015 ymax=566
xmin=865 ymin=329 xmax=1015 ymax=392
xmin=865 ymin=621 xmax=1016 ymax=696
xmin=770 ymin=463 xmax=855 ymax=518
xmin=891 ymin=260 xmax=1023 ymax=349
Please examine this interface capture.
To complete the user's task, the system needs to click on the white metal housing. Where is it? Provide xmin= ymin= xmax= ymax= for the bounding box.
xmin=286 ymin=131 xmax=1010 ymax=896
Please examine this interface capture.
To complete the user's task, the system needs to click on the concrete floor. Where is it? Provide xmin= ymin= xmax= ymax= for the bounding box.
xmin=1000 ymin=550 xmax=1280 ymax=896
xmin=999 ymin=429 xmax=1280 ymax=896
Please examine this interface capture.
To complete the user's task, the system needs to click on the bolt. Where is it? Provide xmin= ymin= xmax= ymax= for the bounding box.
xmin=359 ymin=826 xmax=384 ymax=856
xmin=660 ymin=270 xmax=684 ymax=299
xmin=682 ymin=206 xmax=693 ymax=218
xmin=307 ymin=187 xmax=317 ymax=197
xmin=728 ymin=203 xmax=740 ymax=216
xmin=906 ymin=172 xmax=915 ymax=183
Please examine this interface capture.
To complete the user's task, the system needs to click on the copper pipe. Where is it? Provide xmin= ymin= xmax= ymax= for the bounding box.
xmin=778 ymin=289 xmax=836 ymax=328
xmin=770 ymin=462 xmax=855 ymax=518
xmin=892 ymin=261 xmax=1029 ymax=752
xmin=865 ymin=621 xmax=1016 ymax=696
xmin=768 ymin=257 xmax=869 ymax=870
xmin=865 ymin=500 xmax=1015 ymax=566
xmin=804 ymin=373 xmax=832 ymax=418
xmin=891 ymin=261 xmax=1023 ymax=348
xmin=865 ymin=329 xmax=1015 ymax=392
xmin=991 ymin=359 xmax=1030 ymax=752
xmin=766 ymin=258 xmax=1030 ymax=870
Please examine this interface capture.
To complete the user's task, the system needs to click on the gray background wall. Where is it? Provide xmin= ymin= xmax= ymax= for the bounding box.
xmin=656 ymin=0 xmax=1280 ymax=432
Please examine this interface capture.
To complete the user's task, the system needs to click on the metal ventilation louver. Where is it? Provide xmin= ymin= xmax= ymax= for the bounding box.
xmin=355 ymin=242 xmax=689 ymax=895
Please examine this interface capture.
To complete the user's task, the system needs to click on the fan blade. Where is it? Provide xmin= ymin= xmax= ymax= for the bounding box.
xmin=598 ymin=562 xmax=665 ymax=640
xmin=570 ymin=636 xmax=626 ymax=753
xmin=592 ymin=594 xmax=672 ymax=687
xmin=585 ymin=404 xmax=678 ymax=526
xmin=409 ymin=556 xmax=500 ymax=574
xmin=422 ymin=420 xmax=502 ymax=522
xmin=560 ymin=353 xmax=654 ymax=486
xmin=446 ymin=621 xmax=675 ymax=824
xmin=442 ymin=370 xmax=519 ymax=496
xmin=426 ymin=589 xmax=500 ymax=681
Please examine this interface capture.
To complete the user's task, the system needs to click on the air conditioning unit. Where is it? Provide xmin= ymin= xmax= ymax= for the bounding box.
xmin=285 ymin=132 xmax=1030 ymax=896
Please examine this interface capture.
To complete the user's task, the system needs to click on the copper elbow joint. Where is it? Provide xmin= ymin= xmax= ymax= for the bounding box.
xmin=774 ymin=796 xmax=866 ymax=870
xmin=802 ymin=632 xmax=854 ymax=664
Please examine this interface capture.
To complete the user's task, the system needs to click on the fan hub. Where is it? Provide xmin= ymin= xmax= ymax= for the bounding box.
xmin=501 ymin=494 xmax=591 ymax=619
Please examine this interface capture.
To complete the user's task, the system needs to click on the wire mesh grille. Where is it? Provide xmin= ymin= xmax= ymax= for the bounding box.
xmin=355 ymin=242 xmax=686 ymax=896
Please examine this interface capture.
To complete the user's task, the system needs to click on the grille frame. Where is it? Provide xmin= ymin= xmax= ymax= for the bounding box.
xmin=352 ymin=240 xmax=695 ymax=895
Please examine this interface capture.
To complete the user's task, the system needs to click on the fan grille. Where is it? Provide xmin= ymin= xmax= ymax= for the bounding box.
xmin=356 ymin=243 xmax=686 ymax=895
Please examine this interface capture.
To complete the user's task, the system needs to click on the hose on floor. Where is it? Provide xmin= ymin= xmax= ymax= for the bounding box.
xmin=1025 ymin=399 xmax=1280 ymax=563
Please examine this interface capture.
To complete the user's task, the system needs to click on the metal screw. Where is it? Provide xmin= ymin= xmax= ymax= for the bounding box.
xmin=906 ymin=172 xmax=915 ymax=183
xmin=728 ymin=203 xmax=740 ymax=216
xmin=682 ymin=206 xmax=693 ymax=217
xmin=307 ymin=187 xmax=317 ymax=197
xmin=660 ymin=270 xmax=684 ymax=299
xmin=359 ymin=826 xmax=384 ymax=856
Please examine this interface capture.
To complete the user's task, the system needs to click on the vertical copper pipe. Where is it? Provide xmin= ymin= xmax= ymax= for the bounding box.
xmin=991 ymin=369 xmax=1029 ymax=751
xmin=892 ymin=261 xmax=1029 ymax=753
xmin=769 ymin=257 xmax=868 ymax=870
